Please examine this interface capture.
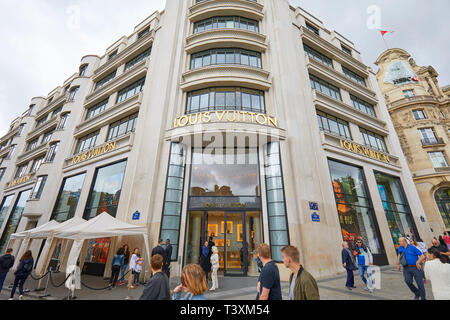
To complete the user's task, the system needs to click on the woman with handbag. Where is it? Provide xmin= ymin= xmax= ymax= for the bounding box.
xmin=341 ymin=241 xmax=357 ymax=290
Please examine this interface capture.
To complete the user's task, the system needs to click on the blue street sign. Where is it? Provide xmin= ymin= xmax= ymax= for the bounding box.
xmin=312 ymin=212 xmax=320 ymax=222
xmin=132 ymin=211 xmax=140 ymax=221
xmin=309 ymin=202 xmax=319 ymax=211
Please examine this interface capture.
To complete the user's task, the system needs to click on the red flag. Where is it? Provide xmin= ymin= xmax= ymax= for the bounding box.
xmin=380 ymin=30 xmax=394 ymax=36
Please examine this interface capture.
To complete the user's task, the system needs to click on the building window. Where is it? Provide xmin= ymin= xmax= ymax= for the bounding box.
xmin=440 ymin=111 xmax=446 ymax=119
xmin=0 ymin=189 xmax=32 ymax=253
xmin=107 ymin=113 xmax=138 ymax=141
xmin=193 ymin=16 xmax=259 ymax=34
xmin=25 ymin=105 xmax=35 ymax=116
xmin=0 ymin=195 xmax=14 ymax=236
xmin=342 ymin=67 xmax=366 ymax=87
xmin=5 ymin=145 xmax=16 ymax=160
xmin=57 ymin=113 xmax=70 ymax=130
xmin=30 ymin=175 xmax=47 ymax=200
xmin=328 ymin=160 xmax=383 ymax=255
xmin=16 ymin=124 xmax=25 ymax=137
xmin=84 ymin=160 xmax=127 ymax=220
xmin=41 ymin=130 xmax=54 ymax=145
xmin=137 ymin=27 xmax=150 ymax=39
xmin=124 ymin=47 xmax=152 ymax=72
xmin=86 ymin=99 xmax=109 ymax=120
xmin=435 ymin=188 xmax=450 ymax=229
xmin=190 ymin=48 xmax=262 ymax=70
xmin=413 ymin=109 xmax=426 ymax=120
xmin=95 ymin=71 xmax=117 ymax=90
xmin=0 ymin=168 xmax=5 ymax=182
xmin=51 ymin=106 xmax=63 ymax=119
xmin=51 ymin=173 xmax=86 ymax=222
xmin=160 ymin=143 xmax=186 ymax=261
xmin=48 ymin=96 xmax=54 ymax=105
xmin=403 ymin=89 xmax=415 ymax=98
xmin=309 ymin=74 xmax=342 ymax=101
xmin=360 ymin=128 xmax=388 ymax=153
xmin=341 ymin=45 xmax=352 ymax=55
xmin=428 ymin=151 xmax=449 ymax=168
xmin=350 ymin=95 xmax=376 ymax=117
xmin=186 ymin=87 xmax=265 ymax=114
xmin=30 ymin=156 xmax=45 ymax=174
xmin=116 ymin=77 xmax=146 ymax=104
xmin=374 ymin=172 xmax=418 ymax=250
xmin=79 ymin=64 xmax=88 ymax=77
xmin=36 ymin=115 xmax=49 ymax=128
xmin=14 ymin=164 xmax=28 ymax=179
xmin=303 ymin=44 xmax=333 ymax=69
xmin=108 ymin=50 xmax=118 ymax=60
xmin=68 ymin=87 xmax=79 ymax=102
xmin=75 ymin=132 xmax=99 ymax=154
xmin=26 ymin=138 xmax=39 ymax=152
xmin=45 ymin=142 xmax=60 ymax=163
xmin=305 ymin=22 xmax=319 ymax=35
xmin=317 ymin=110 xmax=352 ymax=139
xmin=419 ymin=128 xmax=438 ymax=145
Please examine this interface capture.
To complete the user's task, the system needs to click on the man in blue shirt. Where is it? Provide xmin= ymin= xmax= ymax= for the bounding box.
xmin=256 ymin=243 xmax=282 ymax=300
xmin=397 ymin=237 xmax=426 ymax=300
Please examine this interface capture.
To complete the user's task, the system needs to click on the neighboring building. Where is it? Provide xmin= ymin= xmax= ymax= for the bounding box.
xmin=0 ymin=0 xmax=432 ymax=281
xmin=375 ymin=48 xmax=450 ymax=236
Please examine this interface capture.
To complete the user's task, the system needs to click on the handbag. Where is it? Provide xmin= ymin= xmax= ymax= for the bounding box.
xmin=399 ymin=245 xmax=409 ymax=267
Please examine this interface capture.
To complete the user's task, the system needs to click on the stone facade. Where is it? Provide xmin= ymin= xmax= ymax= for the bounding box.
xmin=0 ymin=1 xmax=433 ymax=282
xmin=375 ymin=48 xmax=450 ymax=236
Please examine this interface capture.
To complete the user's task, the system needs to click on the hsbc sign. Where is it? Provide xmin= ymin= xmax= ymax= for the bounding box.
xmin=384 ymin=61 xmax=419 ymax=86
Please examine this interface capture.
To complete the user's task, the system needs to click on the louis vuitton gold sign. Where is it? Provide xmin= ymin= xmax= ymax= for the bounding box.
xmin=339 ymin=139 xmax=390 ymax=163
xmin=72 ymin=141 xmax=117 ymax=165
xmin=7 ymin=175 xmax=32 ymax=188
xmin=173 ymin=111 xmax=278 ymax=128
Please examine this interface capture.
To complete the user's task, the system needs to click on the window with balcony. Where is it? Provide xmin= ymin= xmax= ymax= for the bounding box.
xmin=403 ymin=89 xmax=415 ymax=98
xmin=5 ymin=145 xmax=16 ymax=160
xmin=186 ymin=87 xmax=265 ymax=114
xmin=30 ymin=175 xmax=47 ymax=200
xmin=116 ymin=77 xmax=146 ymax=104
xmin=309 ymin=74 xmax=342 ymax=101
xmin=108 ymin=50 xmax=118 ymax=61
xmin=68 ymin=87 xmax=79 ymax=102
xmin=30 ymin=156 xmax=45 ymax=174
xmin=26 ymin=138 xmax=39 ymax=152
xmin=341 ymin=45 xmax=352 ymax=56
xmin=79 ymin=64 xmax=88 ymax=77
xmin=419 ymin=128 xmax=438 ymax=145
xmin=137 ymin=27 xmax=150 ymax=39
xmin=124 ymin=47 xmax=152 ymax=72
xmin=429 ymin=151 xmax=448 ymax=168
xmin=360 ymin=128 xmax=388 ymax=153
xmin=413 ymin=109 xmax=426 ymax=120
xmin=190 ymin=48 xmax=262 ymax=69
xmin=36 ymin=115 xmax=49 ymax=128
xmin=51 ymin=106 xmax=63 ymax=119
xmin=95 ymin=71 xmax=117 ymax=90
xmin=41 ymin=130 xmax=54 ymax=145
xmin=107 ymin=113 xmax=138 ymax=141
xmin=317 ymin=110 xmax=352 ymax=139
xmin=303 ymin=44 xmax=333 ymax=69
xmin=14 ymin=163 xmax=28 ymax=179
xmin=75 ymin=132 xmax=99 ymax=155
xmin=16 ymin=124 xmax=25 ymax=137
xmin=193 ymin=16 xmax=259 ymax=34
xmin=86 ymin=99 xmax=109 ymax=120
xmin=305 ymin=22 xmax=319 ymax=35
xmin=350 ymin=94 xmax=376 ymax=117
xmin=342 ymin=66 xmax=366 ymax=87
xmin=45 ymin=142 xmax=59 ymax=163
xmin=57 ymin=113 xmax=70 ymax=130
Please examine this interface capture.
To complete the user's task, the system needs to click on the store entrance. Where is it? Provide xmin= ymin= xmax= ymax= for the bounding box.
xmin=184 ymin=210 xmax=262 ymax=277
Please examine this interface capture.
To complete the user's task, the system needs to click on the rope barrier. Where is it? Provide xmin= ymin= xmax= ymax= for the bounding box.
xmin=29 ymin=270 xmax=50 ymax=281
xmin=49 ymin=271 xmax=73 ymax=288
xmin=80 ymin=280 xmax=112 ymax=291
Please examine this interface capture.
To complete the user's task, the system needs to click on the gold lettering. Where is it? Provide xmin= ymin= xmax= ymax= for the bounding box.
xmin=268 ymin=116 xmax=278 ymax=127
xmin=255 ymin=114 xmax=267 ymax=125
xmin=174 ymin=118 xmax=179 ymax=128
xmin=215 ymin=111 xmax=226 ymax=121
xmin=226 ymin=111 xmax=236 ymax=122
xmin=202 ymin=112 xmax=211 ymax=123
xmin=178 ymin=115 xmax=188 ymax=127
xmin=189 ymin=113 xmax=199 ymax=125
xmin=239 ymin=112 xmax=247 ymax=122
xmin=247 ymin=112 xmax=257 ymax=123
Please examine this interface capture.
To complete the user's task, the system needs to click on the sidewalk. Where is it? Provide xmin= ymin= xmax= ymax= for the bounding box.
xmin=0 ymin=265 xmax=434 ymax=300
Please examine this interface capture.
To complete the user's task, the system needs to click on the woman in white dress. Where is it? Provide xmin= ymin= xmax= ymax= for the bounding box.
xmin=424 ymin=247 xmax=450 ymax=300
xmin=210 ymin=246 xmax=220 ymax=291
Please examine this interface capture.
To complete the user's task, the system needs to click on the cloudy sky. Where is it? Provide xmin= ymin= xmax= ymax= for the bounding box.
xmin=0 ymin=0 xmax=448 ymax=136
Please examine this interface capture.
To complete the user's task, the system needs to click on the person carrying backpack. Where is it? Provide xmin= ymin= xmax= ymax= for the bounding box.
xmin=0 ymin=248 xmax=15 ymax=294
xmin=9 ymin=250 xmax=34 ymax=300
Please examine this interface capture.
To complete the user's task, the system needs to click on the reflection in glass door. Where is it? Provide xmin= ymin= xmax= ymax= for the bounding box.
xmin=224 ymin=212 xmax=245 ymax=276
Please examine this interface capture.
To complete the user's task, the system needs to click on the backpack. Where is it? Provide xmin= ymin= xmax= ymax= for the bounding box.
xmin=399 ymin=245 xmax=409 ymax=267
xmin=22 ymin=261 xmax=32 ymax=273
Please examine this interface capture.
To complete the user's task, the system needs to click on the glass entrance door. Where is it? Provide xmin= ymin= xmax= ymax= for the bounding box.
xmin=224 ymin=212 xmax=246 ymax=276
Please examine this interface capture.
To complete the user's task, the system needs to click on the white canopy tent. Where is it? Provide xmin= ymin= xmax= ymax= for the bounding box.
xmin=54 ymin=212 xmax=150 ymax=288
xmin=33 ymin=216 xmax=87 ymax=275
xmin=9 ymin=220 xmax=60 ymax=270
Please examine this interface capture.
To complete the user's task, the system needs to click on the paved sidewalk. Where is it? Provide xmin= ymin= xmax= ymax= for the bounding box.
xmin=0 ymin=265 xmax=434 ymax=300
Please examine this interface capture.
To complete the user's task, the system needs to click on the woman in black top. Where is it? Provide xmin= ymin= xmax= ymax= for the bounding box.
xmin=9 ymin=250 xmax=33 ymax=300
xmin=119 ymin=244 xmax=130 ymax=285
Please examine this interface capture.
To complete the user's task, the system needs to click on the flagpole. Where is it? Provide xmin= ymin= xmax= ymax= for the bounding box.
xmin=382 ymin=35 xmax=389 ymax=50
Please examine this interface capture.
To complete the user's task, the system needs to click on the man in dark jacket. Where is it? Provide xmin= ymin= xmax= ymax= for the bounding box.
xmin=0 ymin=248 xmax=15 ymax=294
xmin=152 ymin=239 xmax=165 ymax=257
xmin=281 ymin=245 xmax=320 ymax=300
xmin=140 ymin=254 xmax=170 ymax=300
xmin=341 ymin=241 xmax=357 ymax=290
xmin=163 ymin=239 xmax=173 ymax=279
